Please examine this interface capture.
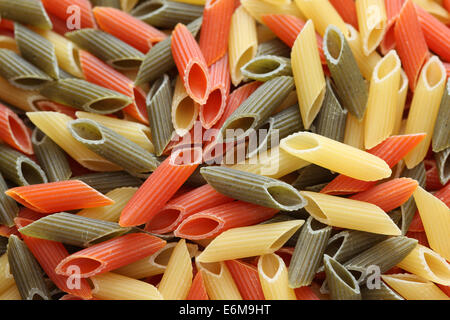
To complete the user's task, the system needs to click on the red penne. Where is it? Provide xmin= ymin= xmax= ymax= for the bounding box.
xmin=199 ymin=0 xmax=235 ymax=66
xmin=41 ymin=0 xmax=96 ymax=29
xmin=48 ymin=13 xmax=72 ymax=36
xmin=434 ymin=183 xmax=450 ymax=207
xmin=93 ymin=7 xmax=166 ymax=54
xmin=5 ymin=180 xmax=114 ymax=214
xmin=186 ymin=271 xmax=209 ymax=300
xmin=0 ymin=103 xmax=33 ymax=155
xmin=200 ymin=54 xmax=231 ymax=129
xmin=415 ymin=4 xmax=450 ymax=62
xmin=0 ymin=19 xmax=14 ymax=31
xmin=321 ymin=134 xmax=427 ymax=195
xmin=18 ymin=207 xmax=45 ymax=221
xmin=349 ymin=178 xmax=419 ymax=212
xmin=261 ymin=14 xmax=326 ymax=65
xmin=174 ymin=201 xmax=278 ymax=240
xmin=79 ymin=50 xmax=148 ymax=124
xmin=55 ymin=233 xmax=166 ymax=278
xmin=424 ymin=159 xmax=445 ymax=190
xmin=119 ymin=149 xmax=201 ymax=227
xmin=0 ymin=225 xmax=20 ymax=238
xmin=444 ymin=0 xmax=450 ymax=12
xmin=395 ymin=0 xmax=429 ymax=90
xmin=406 ymin=230 xmax=429 ymax=247
xmin=163 ymin=121 xmax=204 ymax=155
xmin=35 ymin=100 xmax=78 ymax=118
xmin=145 ymin=184 xmax=234 ymax=234
xmin=172 ymin=23 xmax=211 ymax=105
xmin=225 ymin=259 xmax=265 ymax=300
xmin=329 ymin=0 xmax=359 ymax=29
xmin=15 ymin=217 xmax=92 ymax=299
xmin=408 ymin=211 xmax=425 ymax=232
xmin=380 ymin=0 xmax=405 ymax=54
xmin=275 ymin=247 xmax=295 ymax=267
xmin=295 ymin=286 xmax=320 ymax=300
xmin=437 ymin=284 xmax=450 ymax=297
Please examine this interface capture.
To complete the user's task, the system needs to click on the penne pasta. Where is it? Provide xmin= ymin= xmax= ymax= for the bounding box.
xmin=74 ymin=171 xmax=142 ymax=194
xmin=323 ymin=255 xmax=361 ymax=300
xmin=0 ymin=103 xmax=32 ymax=155
xmin=241 ymin=55 xmax=292 ymax=82
xmin=41 ymin=0 xmax=96 ymax=29
xmin=171 ymin=76 xmax=199 ymax=136
xmin=355 ymin=0 xmax=387 ymax=55
xmin=432 ymin=79 xmax=449 ymax=152
xmin=197 ymin=260 xmax=242 ymax=300
xmin=186 ymin=271 xmax=209 ymax=300
xmin=329 ymin=0 xmax=359 ymax=29
xmin=225 ymin=259 xmax=265 ymax=300
xmin=381 ymin=273 xmax=449 ymax=300
xmin=258 ymin=253 xmax=296 ymax=300
xmin=0 ymin=0 xmax=52 ymax=29
xmin=240 ymin=0 xmax=305 ymax=24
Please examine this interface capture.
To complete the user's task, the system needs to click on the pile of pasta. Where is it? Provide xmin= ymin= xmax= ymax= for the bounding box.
xmin=0 ymin=0 xmax=449 ymax=301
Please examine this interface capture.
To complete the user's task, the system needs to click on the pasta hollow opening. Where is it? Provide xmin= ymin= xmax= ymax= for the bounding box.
xmin=112 ymin=59 xmax=143 ymax=69
xmin=187 ymin=63 xmax=208 ymax=100
xmin=175 ymin=97 xmax=196 ymax=129
xmin=283 ymin=134 xmax=319 ymax=153
xmin=199 ymin=261 xmax=221 ymax=275
xmin=325 ymin=29 xmax=343 ymax=63
xmin=425 ymin=61 xmax=445 ymax=88
xmin=133 ymin=87 xmax=148 ymax=119
xmin=260 ymin=254 xmax=280 ymax=279
xmin=235 ymin=47 xmax=255 ymax=79
xmin=154 ymin=247 xmax=174 ymax=267
xmin=8 ymin=115 xmax=29 ymax=148
xmin=269 ymin=224 xmax=303 ymax=251
xmin=148 ymin=208 xmax=181 ymax=232
xmin=14 ymin=78 xmax=48 ymax=88
xmin=177 ymin=217 xmax=220 ymax=237
xmin=327 ymin=258 xmax=359 ymax=290
xmin=324 ymin=236 xmax=345 ymax=257
xmin=367 ymin=28 xmax=384 ymax=53
xmin=131 ymin=2 xmax=163 ymax=18
xmin=245 ymin=59 xmax=281 ymax=75
xmin=266 ymin=185 xmax=305 ymax=208
xmin=30 ymin=290 xmax=47 ymax=300
xmin=70 ymin=121 xmax=104 ymax=143
xmin=90 ymin=98 xmax=130 ymax=113
xmin=301 ymin=195 xmax=328 ymax=221
xmin=19 ymin=160 xmax=46 ymax=185
xmin=202 ymin=88 xmax=223 ymax=125
xmin=376 ymin=52 xmax=399 ymax=80
xmin=423 ymin=252 xmax=450 ymax=282
xmin=60 ymin=258 xmax=103 ymax=276
xmin=223 ymin=116 xmax=256 ymax=134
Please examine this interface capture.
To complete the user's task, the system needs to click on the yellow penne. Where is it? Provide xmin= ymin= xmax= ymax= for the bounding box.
xmin=294 ymin=0 xmax=348 ymax=36
xmin=228 ymin=6 xmax=258 ymax=86
xmin=344 ymin=113 xmax=365 ymax=149
xmin=345 ymin=23 xmax=382 ymax=80
xmin=34 ymin=29 xmax=83 ymax=78
xmin=355 ymin=0 xmax=387 ymax=55
xmin=364 ymin=50 xmax=401 ymax=149
xmin=413 ymin=186 xmax=450 ymax=261
xmin=413 ymin=0 xmax=450 ymax=24
xmin=0 ymin=254 xmax=14 ymax=295
xmin=393 ymin=70 xmax=409 ymax=135
xmin=77 ymin=187 xmax=138 ymax=222
xmin=0 ymin=283 xmax=21 ymax=300
xmin=27 ymin=111 xmax=121 ymax=172
xmin=397 ymin=244 xmax=450 ymax=286
xmin=114 ymin=243 xmax=198 ymax=279
xmin=404 ymin=56 xmax=446 ymax=169
xmin=0 ymin=35 xmax=18 ymax=52
xmin=120 ymin=0 xmax=140 ymax=12
xmin=172 ymin=76 xmax=199 ymax=136
xmin=229 ymin=146 xmax=310 ymax=179
xmin=381 ymin=274 xmax=449 ymax=300
xmin=75 ymin=111 xmax=154 ymax=152
xmin=241 ymin=0 xmax=305 ymax=24
xmin=258 ymin=253 xmax=296 ymax=300
xmin=90 ymin=272 xmax=163 ymax=300
xmin=0 ymin=76 xmax=41 ymax=112
xmin=300 ymin=191 xmax=401 ymax=235
xmin=196 ymin=260 xmax=242 ymax=300
xmin=291 ymin=20 xmax=326 ymax=129
xmin=197 ymin=220 xmax=305 ymax=263
xmin=280 ymin=132 xmax=392 ymax=181
xmin=158 ymin=240 xmax=193 ymax=300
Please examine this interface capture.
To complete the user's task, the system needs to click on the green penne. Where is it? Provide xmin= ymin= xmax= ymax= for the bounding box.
xmin=39 ymin=79 xmax=132 ymax=114
xmin=132 ymin=0 xmax=203 ymax=28
xmin=65 ymin=29 xmax=145 ymax=70
xmin=7 ymin=235 xmax=51 ymax=300
xmin=68 ymin=119 xmax=160 ymax=178
xmin=32 ymin=128 xmax=72 ymax=183
xmin=313 ymin=77 xmax=348 ymax=142
xmin=289 ymin=216 xmax=332 ymax=288
xmin=14 ymin=23 xmax=59 ymax=79
xmin=292 ymin=164 xmax=337 ymax=190
xmin=219 ymin=76 xmax=295 ymax=143
xmin=432 ymin=79 xmax=449 ymax=152
xmin=134 ymin=17 xmax=202 ymax=85
xmin=323 ymin=25 xmax=368 ymax=120
xmin=0 ymin=172 xmax=19 ymax=227
xmin=18 ymin=212 xmax=131 ymax=247
xmin=256 ymin=39 xmax=290 ymax=58
xmin=73 ymin=171 xmax=142 ymax=194
xmin=0 ymin=144 xmax=47 ymax=186
xmin=0 ymin=237 xmax=7 ymax=256
xmin=0 ymin=49 xmax=52 ymax=90
xmin=0 ymin=0 xmax=52 ymax=29
xmin=241 ymin=55 xmax=292 ymax=82
xmin=323 ymin=254 xmax=361 ymax=300
xmin=91 ymin=0 xmax=121 ymax=7
xmin=147 ymin=74 xmax=174 ymax=156
xmin=247 ymin=104 xmax=303 ymax=159
xmin=399 ymin=162 xmax=426 ymax=234
xmin=435 ymin=148 xmax=449 ymax=186
xmin=360 ymin=282 xmax=404 ymax=300
xmin=343 ymin=236 xmax=418 ymax=284
xmin=200 ymin=166 xmax=307 ymax=211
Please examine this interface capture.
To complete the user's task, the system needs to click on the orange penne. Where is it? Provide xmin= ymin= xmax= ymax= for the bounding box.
xmin=425 ymin=159 xmax=445 ymax=190
xmin=349 ymin=178 xmax=419 ymax=212
xmin=199 ymin=0 xmax=235 ymax=66
xmin=186 ymin=271 xmax=209 ymax=300
xmin=406 ymin=230 xmax=430 ymax=247
xmin=395 ymin=0 xmax=429 ymax=90
xmin=47 ymin=13 xmax=72 ymax=36
xmin=437 ymin=284 xmax=450 ymax=298
xmin=200 ymin=54 xmax=231 ymax=129
xmin=145 ymin=184 xmax=234 ymax=234
xmin=0 ymin=19 xmax=14 ymax=31
xmin=15 ymin=217 xmax=93 ymax=299
xmin=329 ymin=0 xmax=359 ymax=29
xmin=261 ymin=14 xmax=326 ymax=64
xmin=119 ymin=149 xmax=202 ymax=227
xmin=0 ymin=103 xmax=33 ymax=155
xmin=79 ymin=50 xmax=148 ymax=124
xmin=174 ymin=201 xmax=278 ymax=240
xmin=41 ymin=0 xmax=96 ymax=29
xmin=225 ymin=259 xmax=265 ymax=300
xmin=35 ymin=100 xmax=78 ymax=118
xmin=380 ymin=0 xmax=405 ymax=54
xmin=415 ymin=4 xmax=450 ymax=62
xmin=5 ymin=180 xmax=114 ymax=214
xmin=172 ymin=23 xmax=211 ymax=105
xmin=93 ymin=7 xmax=166 ymax=54
xmin=55 ymin=233 xmax=166 ymax=278
xmin=321 ymin=134 xmax=426 ymax=195
xmin=294 ymin=286 xmax=320 ymax=300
